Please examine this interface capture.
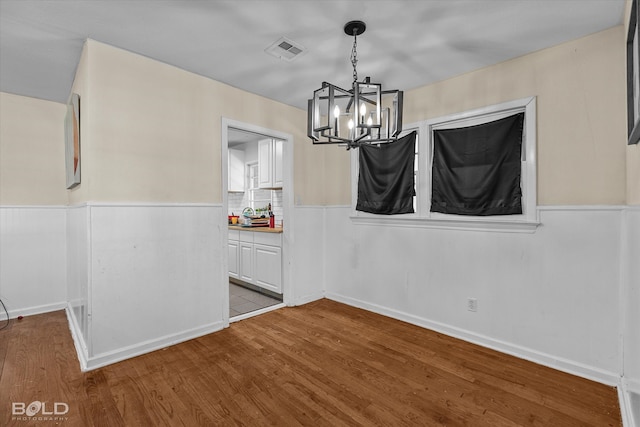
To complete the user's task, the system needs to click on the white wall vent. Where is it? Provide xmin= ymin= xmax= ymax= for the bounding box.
xmin=265 ymin=37 xmax=306 ymax=61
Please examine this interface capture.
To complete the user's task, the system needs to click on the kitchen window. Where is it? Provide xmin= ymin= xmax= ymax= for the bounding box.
xmin=351 ymin=97 xmax=539 ymax=232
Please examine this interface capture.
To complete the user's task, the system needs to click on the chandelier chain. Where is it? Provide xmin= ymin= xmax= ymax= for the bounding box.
xmin=350 ymin=32 xmax=358 ymax=87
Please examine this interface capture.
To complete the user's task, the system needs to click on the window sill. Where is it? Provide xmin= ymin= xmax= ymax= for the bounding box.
xmin=349 ymin=214 xmax=540 ymax=233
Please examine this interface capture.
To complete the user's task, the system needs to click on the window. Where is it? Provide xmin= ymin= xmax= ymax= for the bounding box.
xmin=351 ymin=97 xmax=538 ymax=232
xmin=431 ymin=112 xmax=524 ymax=216
xmin=246 ymin=161 xmax=276 ymax=213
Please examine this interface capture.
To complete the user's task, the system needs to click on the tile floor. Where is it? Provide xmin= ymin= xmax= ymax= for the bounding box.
xmin=229 ymin=281 xmax=282 ymax=318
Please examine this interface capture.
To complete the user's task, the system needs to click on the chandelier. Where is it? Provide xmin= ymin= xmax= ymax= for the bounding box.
xmin=307 ymin=21 xmax=404 ymax=149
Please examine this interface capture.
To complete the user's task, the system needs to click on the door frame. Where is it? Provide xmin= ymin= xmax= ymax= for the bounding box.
xmin=221 ymin=118 xmax=294 ymax=327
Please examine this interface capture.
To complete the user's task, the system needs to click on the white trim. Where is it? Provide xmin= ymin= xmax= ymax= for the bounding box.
xmin=65 ymin=305 xmax=88 ymax=371
xmin=348 ymin=204 xmax=640 ymax=233
xmin=618 ymin=380 xmax=639 ymax=427
xmin=326 ymin=291 xmax=621 ymax=387
xmin=426 ymin=96 xmax=537 ymax=224
xmin=350 ymin=215 xmax=539 ymax=233
xmin=86 ymin=204 xmax=94 ymax=357
xmin=79 ymin=321 xmax=224 ymax=372
xmin=0 ymin=205 xmax=67 ymax=209
xmin=65 ymin=304 xmax=89 ymax=368
xmin=0 ymin=301 xmax=67 ymax=321
xmin=627 ymin=377 xmax=640 ymax=394
xmin=68 ymin=202 xmax=222 ymax=208
xmin=620 ymin=207 xmax=630 ymax=384
xmin=291 ymin=290 xmax=325 ymax=307
xmin=229 ymin=302 xmax=286 ymax=323
xmin=617 ymin=385 xmax=631 ymax=427
xmin=221 ymin=118 xmax=295 ymax=327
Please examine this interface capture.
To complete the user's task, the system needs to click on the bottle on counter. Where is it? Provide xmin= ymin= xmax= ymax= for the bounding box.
xmin=268 ymin=203 xmax=275 ymax=228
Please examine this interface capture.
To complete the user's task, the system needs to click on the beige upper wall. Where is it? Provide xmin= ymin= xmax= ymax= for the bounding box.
xmin=0 ymin=92 xmax=67 ymax=205
xmin=69 ymin=39 xmax=326 ymax=205
xmin=406 ymin=26 xmax=626 ymax=206
xmin=630 ymin=145 xmax=640 ymax=204
xmin=625 ymin=0 xmax=640 ymax=204
xmin=67 ymin=40 xmax=90 ymax=205
xmin=0 ymin=26 xmax=630 ymax=207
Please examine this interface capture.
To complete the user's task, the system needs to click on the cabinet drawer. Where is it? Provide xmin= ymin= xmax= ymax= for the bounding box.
xmin=239 ymin=231 xmax=254 ymax=243
xmin=228 ymin=229 xmax=240 ymax=241
xmin=254 ymin=232 xmax=281 ymax=247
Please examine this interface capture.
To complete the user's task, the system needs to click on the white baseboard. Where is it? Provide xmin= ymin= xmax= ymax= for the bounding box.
xmin=627 ymin=378 xmax=640 ymax=394
xmin=0 ymin=301 xmax=67 ymax=321
xmin=71 ymin=320 xmax=224 ymax=372
xmin=65 ymin=305 xmax=89 ymax=371
xmin=291 ymin=290 xmax=325 ymax=307
xmin=326 ymin=291 xmax=620 ymax=387
xmin=619 ymin=379 xmax=640 ymax=427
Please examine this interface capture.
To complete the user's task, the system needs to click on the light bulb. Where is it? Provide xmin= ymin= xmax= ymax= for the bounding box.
xmin=360 ymin=103 xmax=366 ymax=118
xmin=348 ymin=119 xmax=354 ymax=129
xmin=367 ymin=116 xmax=373 ymax=126
xmin=333 ymin=105 xmax=340 ymax=118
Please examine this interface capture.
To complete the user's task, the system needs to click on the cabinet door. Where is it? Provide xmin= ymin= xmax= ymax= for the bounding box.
xmin=258 ymin=139 xmax=273 ymax=188
xmin=228 ymin=240 xmax=239 ymax=279
xmin=273 ymin=139 xmax=283 ymax=188
xmin=239 ymin=242 xmax=254 ymax=283
xmin=254 ymin=243 xmax=282 ymax=293
xmin=228 ymin=148 xmax=245 ymax=192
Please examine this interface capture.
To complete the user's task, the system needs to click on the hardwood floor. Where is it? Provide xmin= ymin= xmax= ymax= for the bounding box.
xmin=0 ymin=299 xmax=621 ymax=426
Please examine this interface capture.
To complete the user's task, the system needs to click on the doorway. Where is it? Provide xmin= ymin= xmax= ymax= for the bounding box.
xmin=221 ymin=119 xmax=293 ymax=326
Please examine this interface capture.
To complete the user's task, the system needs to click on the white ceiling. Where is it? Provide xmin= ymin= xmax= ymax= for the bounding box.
xmin=0 ymin=0 xmax=626 ymax=110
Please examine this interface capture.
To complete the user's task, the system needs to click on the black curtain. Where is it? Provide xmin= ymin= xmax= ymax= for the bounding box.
xmin=356 ymin=131 xmax=416 ymax=215
xmin=431 ymin=113 xmax=524 ymax=216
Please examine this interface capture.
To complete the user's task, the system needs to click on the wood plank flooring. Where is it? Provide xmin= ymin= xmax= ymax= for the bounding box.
xmin=0 ymin=299 xmax=622 ymax=426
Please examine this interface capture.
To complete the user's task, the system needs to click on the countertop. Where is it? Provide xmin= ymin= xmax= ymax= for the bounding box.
xmin=228 ymin=225 xmax=283 ymax=234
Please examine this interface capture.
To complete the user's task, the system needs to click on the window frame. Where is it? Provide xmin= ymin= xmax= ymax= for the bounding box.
xmin=350 ymin=96 xmax=539 ymax=233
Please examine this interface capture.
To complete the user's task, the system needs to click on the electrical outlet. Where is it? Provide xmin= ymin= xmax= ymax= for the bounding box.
xmin=467 ymin=298 xmax=477 ymax=312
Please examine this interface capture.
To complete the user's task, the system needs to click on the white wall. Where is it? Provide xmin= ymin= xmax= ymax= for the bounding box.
xmin=289 ymin=206 xmax=325 ymax=305
xmin=0 ymin=207 xmax=67 ymax=319
xmin=0 ymin=93 xmax=68 ymax=321
xmin=324 ymin=206 xmax=624 ymax=385
xmin=65 ymin=204 xmax=225 ymax=370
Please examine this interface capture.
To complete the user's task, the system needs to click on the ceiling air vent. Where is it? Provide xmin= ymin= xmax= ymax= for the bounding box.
xmin=265 ymin=37 xmax=306 ymax=62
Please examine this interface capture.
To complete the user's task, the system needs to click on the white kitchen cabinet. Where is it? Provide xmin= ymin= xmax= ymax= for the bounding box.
xmin=228 ymin=230 xmax=282 ymax=294
xmin=228 ymin=239 xmax=239 ymax=279
xmin=228 ymin=148 xmax=245 ymax=192
xmin=273 ymin=139 xmax=283 ymax=188
xmin=239 ymin=241 xmax=254 ymax=283
xmin=258 ymin=138 xmax=283 ymax=189
xmin=254 ymin=243 xmax=282 ymax=293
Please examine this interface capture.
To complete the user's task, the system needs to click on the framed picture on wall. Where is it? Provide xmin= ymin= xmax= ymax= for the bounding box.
xmin=65 ymin=93 xmax=81 ymax=188
xmin=627 ymin=0 xmax=640 ymax=145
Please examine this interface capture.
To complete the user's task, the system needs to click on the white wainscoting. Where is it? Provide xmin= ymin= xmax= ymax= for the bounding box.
xmin=323 ymin=205 xmax=624 ymax=386
xmin=289 ymin=206 xmax=325 ymax=305
xmin=66 ymin=203 xmax=225 ymax=371
xmin=3 ymin=201 xmax=637 ymax=403
xmin=66 ymin=204 xmax=90 ymax=361
xmin=0 ymin=206 xmax=67 ymax=319
xmin=621 ymin=207 xmax=640 ymax=427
